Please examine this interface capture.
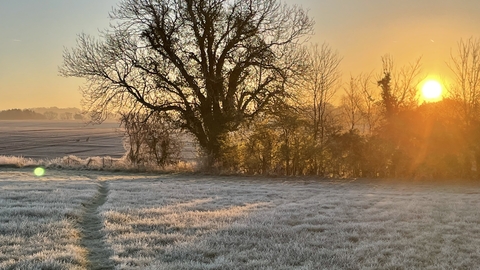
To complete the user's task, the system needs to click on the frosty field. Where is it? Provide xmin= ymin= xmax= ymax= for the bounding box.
xmin=0 ymin=120 xmax=124 ymax=159
xmin=0 ymin=120 xmax=196 ymax=164
xmin=2 ymin=168 xmax=480 ymax=269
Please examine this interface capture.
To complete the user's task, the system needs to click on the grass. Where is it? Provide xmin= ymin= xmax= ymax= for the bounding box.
xmin=0 ymin=169 xmax=98 ymax=269
xmin=0 ymin=154 xmax=197 ymax=174
xmin=2 ymin=169 xmax=480 ymax=269
xmin=100 ymin=176 xmax=480 ymax=269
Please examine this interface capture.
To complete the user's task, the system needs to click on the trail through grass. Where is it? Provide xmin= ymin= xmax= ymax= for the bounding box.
xmin=78 ymin=181 xmax=114 ymax=270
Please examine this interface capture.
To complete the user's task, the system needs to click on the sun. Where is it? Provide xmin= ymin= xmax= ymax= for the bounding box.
xmin=421 ymin=80 xmax=443 ymax=100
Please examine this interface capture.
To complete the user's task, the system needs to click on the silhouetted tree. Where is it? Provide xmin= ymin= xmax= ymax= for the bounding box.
xmin=358 ymin=73 xmax=382 ymax=135
xmin=341 ymin=73 xmax=381 ymax=135
xmin=447 ymin=38 xmax=480 ymax=178
xmin=241 ymin=118 xmax=279 ymax=175
xmin=121 ymin=110 xmax=180 ymax=167
xmin=378 ymin=72 xmax=396 ymax=118
xmin=301 ymin=43 xmax=342 ymax=175
xmin=341 ymin=76 xmax=363 ymax=131
xmin=378 ymin=57 xmax=397 ymax=119
xmin=60 ymin=0 xmax=313 ymax=167
xmin=378 ymin=55 xmax=423 ymax=119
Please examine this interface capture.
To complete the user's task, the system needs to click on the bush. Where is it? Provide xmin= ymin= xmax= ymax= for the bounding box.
xmin=121 ymin=112 xmax=181 ymax=168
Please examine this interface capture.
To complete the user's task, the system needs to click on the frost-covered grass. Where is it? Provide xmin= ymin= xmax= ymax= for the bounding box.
xmin=2 ymin=169 xmax=480 ymax=269
xmin=101 ymin=176 xmax=480 ymax=269
xmin=0 ymin=155 xmax=129 ymax=170
xmin=0 ymin=154 xmax=197 ymax=173
xmin=0 ymin=169 xmax=97 ymax=269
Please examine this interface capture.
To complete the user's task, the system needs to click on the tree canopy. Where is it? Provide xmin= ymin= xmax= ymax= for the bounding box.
xmin=60 ymin=0 xmax=313 ymax=165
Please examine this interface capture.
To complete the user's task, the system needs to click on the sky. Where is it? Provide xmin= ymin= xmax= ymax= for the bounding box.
xmin=1 ymin=0 xmax=480 ymax=110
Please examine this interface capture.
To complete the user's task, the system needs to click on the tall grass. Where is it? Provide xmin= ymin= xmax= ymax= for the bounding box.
xmin=0 ymin=155 xmax=197 ymax=173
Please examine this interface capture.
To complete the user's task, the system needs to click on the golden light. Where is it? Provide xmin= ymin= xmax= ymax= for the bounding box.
xmin=421 ymin=80 xmax=443 ymax=100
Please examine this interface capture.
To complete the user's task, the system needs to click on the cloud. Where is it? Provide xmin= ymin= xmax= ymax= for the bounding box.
xmin=12 ymin=39 xmax=21 ymax=42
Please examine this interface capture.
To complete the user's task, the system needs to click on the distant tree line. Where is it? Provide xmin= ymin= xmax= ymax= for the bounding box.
xmin=60 ymin=0 xmax=480 ymax=179
xmin=0 ymin=109 xmax=85 ymax=121
xmin=43 ymin=111 xmax=85 ymax=121
xmin=0 ymin=109 xmax=46 ymax=120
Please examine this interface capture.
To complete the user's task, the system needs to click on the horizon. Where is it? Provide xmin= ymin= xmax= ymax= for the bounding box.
xmin=0 ymin=106 xmax=81 ymax=111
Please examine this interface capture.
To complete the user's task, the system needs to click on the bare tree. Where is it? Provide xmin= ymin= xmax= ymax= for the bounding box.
xmin=341 ymin=76 xmax=363 ymax=132
xmin=357 ymin=73 xmax=381 ymax=134
xmin=60 ymin=0 xmax=313 ymax=166
xmin=393 ymin=56 xmax=423 ymax=109
xmin=302 ymin=43 xmax=342 ymax=175
xmin=447 ymin=38 xmax=480 ymax=178
xmin=447 ymin=38 xmax=480 ymax=128
xmin=341 ymin=73 xmax=382 ymax=135
xmin=377 ymin=55 xmax=423 ymax=117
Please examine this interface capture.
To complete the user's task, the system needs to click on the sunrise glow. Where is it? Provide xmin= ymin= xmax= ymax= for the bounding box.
xmin=421 ymin=80 xmax=443 ymax=101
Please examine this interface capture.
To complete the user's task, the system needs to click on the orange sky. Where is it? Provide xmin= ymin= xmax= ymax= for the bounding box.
xmin=1 ymin=0 xmax=479 ymax=110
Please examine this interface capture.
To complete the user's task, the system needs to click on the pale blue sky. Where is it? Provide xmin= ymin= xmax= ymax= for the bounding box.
xmin=0 ymin=0 xmax=117 ymax=110
xmin=1 ymin=0 xmax=479 ymax=110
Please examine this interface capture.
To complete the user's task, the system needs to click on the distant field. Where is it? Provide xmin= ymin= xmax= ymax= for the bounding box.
xmin=2 ymin=169 xmax=480 ymax=269
xmin=0 ymin=120 xmax=197 ymax=162
xmin=0 ymin=120 xmax=125 ymax=159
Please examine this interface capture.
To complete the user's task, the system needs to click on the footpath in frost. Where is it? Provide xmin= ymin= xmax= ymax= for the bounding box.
xmin=78 ymin=181 xmax=115 ymax=270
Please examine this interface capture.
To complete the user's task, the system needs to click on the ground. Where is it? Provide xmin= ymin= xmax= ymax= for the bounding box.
xmin=1 ymin=168 xmax=480 ymax=269
xmin=0 ymin=120 xmax=124 ymax=159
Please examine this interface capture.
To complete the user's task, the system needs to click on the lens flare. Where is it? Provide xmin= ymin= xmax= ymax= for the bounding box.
xmin=34 ymin=167 xmax=45 ymax=177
